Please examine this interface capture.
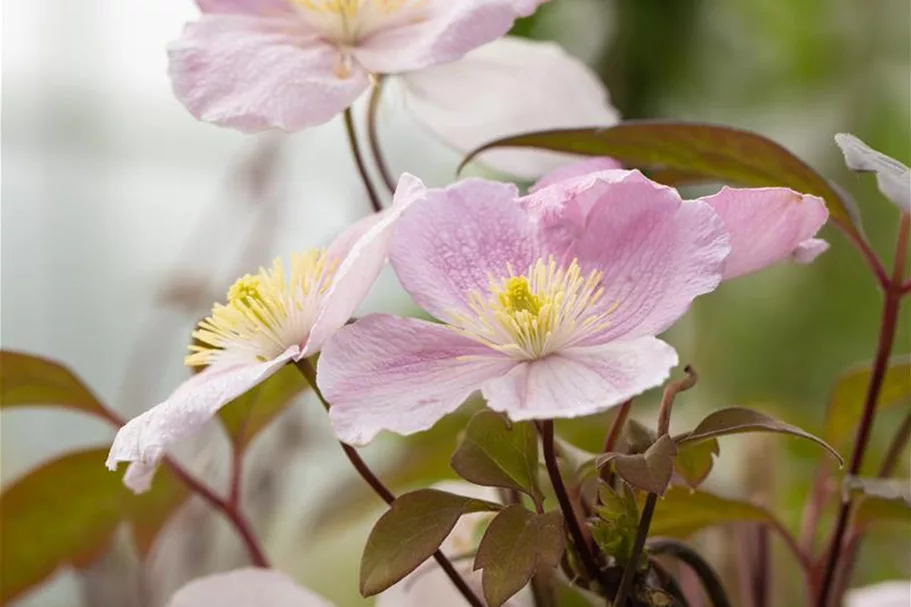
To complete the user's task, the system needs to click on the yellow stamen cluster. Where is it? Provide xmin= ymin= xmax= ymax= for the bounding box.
xmin=186 ymin=249 xmax=337 ymax=367
xmin=449 ymin=257 xmax=617 ymax=360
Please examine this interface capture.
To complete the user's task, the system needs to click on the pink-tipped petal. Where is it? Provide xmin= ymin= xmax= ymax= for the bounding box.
xmin=354 ymin=0 xmax=547 ymax=74
xmin=196 ymin=0 xmax=293 ymax=15
xmin=481 ymin=337 xmax=678 ymax=420
xmin=106 ymin=347 xmax=297 ymax=493
xmin=529 ymin=157 xmax=624 ymax=192
xmin=697 ymin=187 xmax=829 ymax=280
xmin=305 ymin=175 xmax=425 ymax=355
xmin=320 ymin=314 xmax=514 ymax=446
xmin=169 ymin=15 xmax=368 ymax=132
xmin=401 ymin=37 xmax=619 ymax=179
xmin=389 ymin=177 xmax=540 ymax=321
xmin=165 ymin=568 xmax=334 ymax=607
xmin=835 ymin=133 xmax=911 ymax=213
xmin=566 ymin=171 xmax=729 ymax=342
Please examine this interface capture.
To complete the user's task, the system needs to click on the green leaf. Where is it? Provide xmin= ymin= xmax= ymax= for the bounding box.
xmin=460 ymin=121 xmax=862 ymax=238
xmin=649 ymin=487 xmax=775 ymax=538
xmin=0 ymin=351 xmax=109 ymax=421
xmin=624 ymin=419 xmax=657 ymax=454
xmin=359 ymin=489 xmax=501 ymax=596
xmin=824 ymin=358 xmax=911 ymax=446
xmin=217 ymin=364 xmax=308 ymax=452
xmin=1 ymin=449 xmax=126 ymax=603
xmin=474 ymin=506 xmax=565 ymax=607
xmin=674 ymin=438 xmax=719 ymax=489
xmin=451 ymin=410 xmax=542 ymax=503
xmin=676 ymin=407 xmax=843 ymax=465
xmin=596 ymin=435 xmax=678 ymax=495
xmin=593 ymin=483 xmax=639 ymax=564
xmin=844 ymin=476 xmax=911 ymax=527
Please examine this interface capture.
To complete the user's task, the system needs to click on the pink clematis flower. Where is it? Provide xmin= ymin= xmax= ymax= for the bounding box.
xmin=165 ymin=568 xmax=333 ymax=607
xmin=106 ymin=190 xmax=416 ymax=493
xmin=525 ymin=158 xmax=830 ymax=279
xmin=170 ymin=0 xmax=548 ymax=132
xmin=845 ymin=580 xmax=911 ymax=607
xmin=318 ymin=170 xmax=829 ymax=446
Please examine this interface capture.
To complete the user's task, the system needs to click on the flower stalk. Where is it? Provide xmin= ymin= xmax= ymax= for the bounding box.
xmin=343 ymin=107 xmax=383 ymax=213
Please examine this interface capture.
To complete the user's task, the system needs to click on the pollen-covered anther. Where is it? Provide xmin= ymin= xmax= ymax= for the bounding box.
xmin=449 ymin=257 xmax=617 ymax=360
xmin=185 ymin=249 xmax=337 ymax=367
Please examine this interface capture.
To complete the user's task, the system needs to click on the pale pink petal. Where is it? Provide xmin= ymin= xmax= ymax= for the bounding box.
xmin=305 ymin=174 xmax=425 ymax=355
xmin=106 ymin=347 xmax=298 ymax=493
xmin=123 ymin=461 xmax=158 ymax=494
xmin=400 ymin=37 xmax=619 ymax=179
xmin=845 ymin=580 xmax=911 ymax=607
xmin=564 ymin=170 xmax=730 ymax=342
xmin=389 ymin=176 xmax=540 ymax=321
xmin=835 ymin=133 xmax=911 ymax=213
xmin=196 ymin=0 xmax=293 ymax=15
xmin=169 ymin=15 xmax=368 ymax=132
xmin=481 ymin=337 xmax=678 ymax=420
xmin=697 ymin=187 xmax=829 ymax=280
xmin=354 ymin=0 xmax=546 ymax=74
xmin=320 ymin=314 xmax=515 ymax=446
xmin=529 ymin=157 xmax=624 ymax=192
xmin=165 ymin=568 xmax=334 ymax=607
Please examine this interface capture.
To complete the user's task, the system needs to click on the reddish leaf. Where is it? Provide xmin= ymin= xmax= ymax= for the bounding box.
xmin=0 ymin=351 xmax=109 ymax=421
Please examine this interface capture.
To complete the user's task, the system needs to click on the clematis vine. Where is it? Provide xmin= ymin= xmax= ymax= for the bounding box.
xmin=318 ymin=169 xmax=828 ymax=445
xmin=170 ymin=0 xmax=549 ymax=132
xmin=105 ymin=188 xmax=416 ymax=493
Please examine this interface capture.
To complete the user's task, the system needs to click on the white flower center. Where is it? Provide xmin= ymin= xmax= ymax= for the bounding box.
xmin=447 ymin=257 xmax=617 ymax=360
xmin=291 ymin=0 xmax=428 ymax=46
xmin=186 ymin=250 xmax=337 ymax=367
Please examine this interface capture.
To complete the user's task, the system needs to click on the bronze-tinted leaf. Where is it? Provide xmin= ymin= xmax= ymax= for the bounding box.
xmin=674 ymin=438 xmax=719 ymax=489
xmin=217 ymin=364 xmax=308 ymax=452
xmin=359 ymin=489 xmax=501 ymax=596
xmin=451 ymin=410 xmax=542 ymax=503
xmin=824 ymin=358 xmax=911 ymax=446
xmin=649 ymin=487 xmax=775 ymax=538
xmin=460 ymin=121 xmax=862 ymax=238
xmin=126 ymin=463 xmax=190 ymax=556
xmin=676 ymin=407 xmax=842 ymax=464
xmin=844 ymin=476 xmax=911 ymax=527
xmin=0 ymin=449 xmax=125 ymax=603
xmin=0 ymin=351 xmax=109 ymax=421
xmin=474 ymin=506 xmax=565 ymax=607
xmin=597 ymin=435 xmax=678 ymax=495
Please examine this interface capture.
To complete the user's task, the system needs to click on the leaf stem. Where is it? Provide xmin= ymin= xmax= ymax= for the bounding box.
xmin=648 ymin=539 xmax=733 ymax=607
xmin=366 ymin=78 xmax=397 ymax=194
xmin=294 ymin=358 xmax=484 ymax=607
xmin=815 ymin=213 xmax=909 ymax=607
xmin=539 ymin=420 xmax=606 ymax=591
xmin=343 ymin=106 xmax=383 ymax=213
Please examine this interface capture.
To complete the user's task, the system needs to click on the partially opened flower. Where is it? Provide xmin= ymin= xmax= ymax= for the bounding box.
xmin=400 ymin=36 xmax=620 ymax=179
xmin=170 ymin=0 xmax=547 ymax=132
xmin=165 ymin=568 xmax=332 ymax=607
xmin=835 ymin=133 xmax=910 ymax=213
xmin=319 ymin=170 xmax=733 ymax=445
xmin=525 ymin=159 xmax=830 ymax=279
xmin=844 ymin=580 xmax=911 ymax=607
xmin=106 ymin=186 xmax=417 ymax=493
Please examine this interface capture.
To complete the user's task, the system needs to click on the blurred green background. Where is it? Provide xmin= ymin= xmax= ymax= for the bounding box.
xmin=2 ymin=0 xmax=908 ymax=605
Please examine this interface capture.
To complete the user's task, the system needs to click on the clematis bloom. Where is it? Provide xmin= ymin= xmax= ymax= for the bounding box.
xmin=170 ymin=0 xmax=547 ymax=132
xmin=845 ymin=580 xmax=911 ymax=607
xmin=106 ymin=188 xmax=416 ymax=493
xmin=319 ymin=170 xmax=829 ymax=446
xmin=165 ymin=569 xmax=333 ymax=607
